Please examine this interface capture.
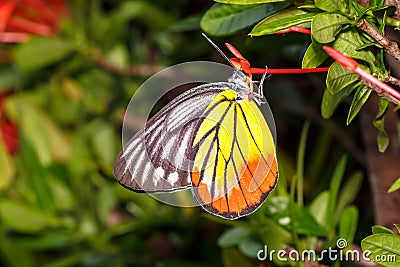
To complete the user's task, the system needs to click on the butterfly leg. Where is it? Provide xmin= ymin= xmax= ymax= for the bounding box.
xmin=251 ymin=66 xmax=269 ymax=104
xmin=258 ymin=66 xmax=270 ymax=99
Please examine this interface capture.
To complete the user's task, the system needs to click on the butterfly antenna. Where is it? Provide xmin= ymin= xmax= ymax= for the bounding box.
xmin=202 ymin=32 xmax=235 ymax=68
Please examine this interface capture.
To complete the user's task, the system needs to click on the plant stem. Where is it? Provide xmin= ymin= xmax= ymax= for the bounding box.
xmin=93 ymin=53 xmax=164 ymax=76
xmin=290 ymin=174 xmax=300 ymax=256
xmin=297 ymin=121 xmax=310 ymax=206
xmin=251 ymin=67 xmax=329 ymax=74
xmin=386 ymin=75 xmax=400 ymax=87
xmin=323 ymin=46 xmax=400 ymax=105
xmin=358 ymin=19 xmax=400 ymax=62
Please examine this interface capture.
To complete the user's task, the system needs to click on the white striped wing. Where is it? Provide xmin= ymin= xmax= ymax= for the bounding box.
xmin=114 ymin=83 xmax=234 ymax=193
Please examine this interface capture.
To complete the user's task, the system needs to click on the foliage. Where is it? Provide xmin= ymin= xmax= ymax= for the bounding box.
xmin=0 ymin=1 xmax=225 ymax=266
xmin=361 ymin=225 xmax=400 ymax=266
xmin=201 ymin=0 xmax=399 ymax=151
xmin=213 ymin=123 xmax=363 ymax=266
xmin=199 ymin=0 xmax=400 ymax=265
xmin=388 ymin=177 xmax=400 ymax=193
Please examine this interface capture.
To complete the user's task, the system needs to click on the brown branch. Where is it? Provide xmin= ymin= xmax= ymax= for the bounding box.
xmin=93 ymin=54 xmax=164 ymax=76
xmin=323 ymin=46 xmax=400 ymax=106
xmin=359 ymin=75 xmax=400 ymax=105
xmin=386 ymin=74 xmax=400 ymax=87
xmin=358 ymin=19 xmax=400 ymax=62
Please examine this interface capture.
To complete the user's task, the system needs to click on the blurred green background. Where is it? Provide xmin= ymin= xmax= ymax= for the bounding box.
xmin=0 ymin=0 xmax=386 ymax=266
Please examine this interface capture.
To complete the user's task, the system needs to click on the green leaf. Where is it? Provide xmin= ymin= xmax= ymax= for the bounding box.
xmin=0 ymin=131 xmax=15 ymax=190
xmin=221 ymin=247 xmax=255 ymax=267
xmin=5 ymin=94 xmax=71 ymax=164
xmin=170 ymin=14 xmax=202 ymax=32
xmin=376 ymin=130 xmax=389 ymax=153
xmin=326 ymin=156 xmax=347 ymax=235
xmin=89 ymin=120 xmax=118 ymax=168
xmin=0 ymin=201 xmax=60 ymax=233
xmin=371 ymin=4 xmax=397 ymax=18
xmin=238 ymin=237 xmax=263 ymax=258
xmin=14 ymin=231 xmax=79 ymax=251
xmin=338 ymin=206 xmax=358 ymax=246
xmin=0 ymin=238 xmax=34 ymax=267
xmin=265 ymin=197 xmax=326 ymax=236
xmin=217 ymin=227 xmax=251 ymax=247
xmin=311 ymin=13 xmax=352 ymax=43
xmin=250 ymin=8 xmax=316 ymax=36
xmin=388 ymin=177 xmax=400 ymax=193
xmin=215 ymin=0 xmax=288 ymax=4
xmin=336 ymin=172 xmax=363 ymax=220
xmin=394 ymin=224 xmax=400 ymax=233
xmin=309 ymin=190 xmax=329 ymax=228
xmin=201 ymin=2 xmax=289 ymax=36
xmin=315 ymin=0 xmax=340 ymax=12
xmin=78 ymin=69 xmax=113 ymax=115
xmin=372 ymin=225 xmax=395 ymax=235
xmin=373 ymin=98 xmax=390 ymax=152
xmin=0 ymin=69 xmax=24 ymax=90
xmin=48 ymin=177 xmax=75 ymax=211
xmin=18 ymin=138 xmax=57 ymax=212
xmin=347 ymin=85 xmax=371 ymax=125
xmin=97 ymin=185 xmax=116 ymax=226
xmin=361 ymin=234 xmax=400 ymax=266
xmin=326 ymin=62 xmax=359 ymax=94
xmin=259 ymin=217 xmax=291 ymax=252
xmin=110 ymin=1 xmax=172 ymax=29
xmin=295 ymin=205 xmax=327 ymax=236
xmin=302 ymin=41 xmax=329 ymax=68
xmin=13 ymin=37 xmax=73 ymax=72
xmin=93 ymin=1 xmax=173 ymax=45
xmin=333 ymin=30 xmax=376 ymax=66
xmin=321 ymin=83 xmax=357 ymax=119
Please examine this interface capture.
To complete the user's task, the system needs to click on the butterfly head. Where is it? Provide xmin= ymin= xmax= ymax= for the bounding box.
xmin=224 ymin=42 xmax=255 ymax=100
xmin=201 ymin=33 xmax=257 ymax=101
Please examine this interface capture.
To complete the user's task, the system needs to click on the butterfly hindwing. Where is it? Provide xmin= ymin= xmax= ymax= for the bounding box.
xmin=114 ymin=83 xmax=235 ymax=193
xmin=190 ymin=89 xmax=278 ymax=219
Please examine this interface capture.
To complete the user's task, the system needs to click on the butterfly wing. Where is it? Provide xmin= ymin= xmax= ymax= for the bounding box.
xmin=114 ymin=83 xmax=232 ymax=193
xmin=190 ymin=89 xmax=278 ymax=219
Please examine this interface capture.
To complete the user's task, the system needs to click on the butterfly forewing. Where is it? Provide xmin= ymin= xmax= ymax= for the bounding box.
xmin=114 ymin=83 xmax=235 ymax=193
xmin=190 ymin=89 xmax=278 ymax=219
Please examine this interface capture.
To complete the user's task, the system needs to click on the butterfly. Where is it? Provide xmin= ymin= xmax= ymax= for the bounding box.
xmin=114 ymin=34 xmax=278 ymax=220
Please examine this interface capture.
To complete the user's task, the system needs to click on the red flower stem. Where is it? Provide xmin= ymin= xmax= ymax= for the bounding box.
xmin=251 ymin=67 xmax=329 ymax=74
xmin=354 ymin=66 xmax=400 ymax=100
xmin=275 ymin=26 xmax=311 ymax=35
xmin=323 ymin=46 xmax=400 ymax=102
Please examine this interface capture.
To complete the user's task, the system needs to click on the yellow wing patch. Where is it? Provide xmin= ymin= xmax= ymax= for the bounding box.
xmin=191 ymin=90 xmax=277 ymax=219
